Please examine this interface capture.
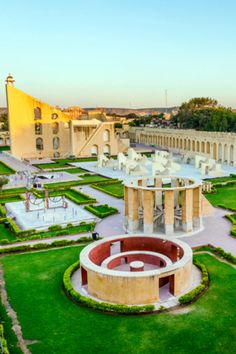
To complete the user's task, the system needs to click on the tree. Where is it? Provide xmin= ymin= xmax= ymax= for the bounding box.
xmin=174 ymin=97 xmax=236 ymax=132
xmin=0 ymin=177 xmax=8 ymax=192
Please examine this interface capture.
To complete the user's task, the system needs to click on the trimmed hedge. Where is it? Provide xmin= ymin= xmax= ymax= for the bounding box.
xmin=92 ymin=180 xmax=124 ymax=198
xmin=63 ymin=261 xmax=155 ymax=314
xmin=195 ymin=245 xmax=236 ymax=264
xmin=84 ymin=204 xmax=118 ymax=218
xmin=0 ymin=220 xmax=96 ymax=245
xmin=0 ymin=325 xmax=10 ymax=354
xmin=0 ymin=236 xmax=96 ymax=255
xmin=224 ymin=214 xmax=236 ymax=237
xmin=179 ymin=258 xmax=209 ymax=305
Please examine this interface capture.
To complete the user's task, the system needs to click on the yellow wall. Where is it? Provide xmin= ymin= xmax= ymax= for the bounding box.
xmin=6 ymin=84 xmax=123 ymax=159
xmin=6 ymin=85 xmax=71 ymax=159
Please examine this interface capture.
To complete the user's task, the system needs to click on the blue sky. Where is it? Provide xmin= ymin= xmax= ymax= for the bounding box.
xmin=1 ymin=0 xmax=236 ymax=108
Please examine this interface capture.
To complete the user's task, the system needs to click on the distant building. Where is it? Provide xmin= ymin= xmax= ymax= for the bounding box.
xmin=5 ymin=75 xmax=128 ymax=160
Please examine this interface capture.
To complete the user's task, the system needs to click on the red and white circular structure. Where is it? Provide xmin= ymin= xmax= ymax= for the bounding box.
xmin=79 ymin=235 xmax=193 ymax=305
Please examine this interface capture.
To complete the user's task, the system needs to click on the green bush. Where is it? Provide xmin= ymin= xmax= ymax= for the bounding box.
xmin=63 ymin=261 xmax=155 ymax=314
xmin=85 ymin=204 xmax=118 ymax=218
xmin=179 ymin=258 xmax=209 ymax=305
xmin=0 ymin=324 xmax=10 ymax=354
xmin=48 ymin=224 xmax=62 ymax=231
xmin=0 ymin=237 xmax=95 ymax=255
xmin=0 ymin=204 xmax=6 ymax=217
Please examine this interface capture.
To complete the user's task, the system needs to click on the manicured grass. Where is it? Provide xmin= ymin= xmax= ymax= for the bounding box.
xmin=84 ymin=204 xmax=118 ymax=218
xmin=92 ymin=181 xmax=124 ymax=198
xmin=34 ymin=157 xmax=97 ymax=170
xmin=0 ymin=223 xmax=17 ymax=243
xmin=2 ymin=187 xmax=27 ymax=194
xmin=0 ymin=195 xmax=24 ymax=204
xmin=0 ymin=220 xmax=96 ymax=245
xmin=36 ymin=188 xmax=96 ymax=204
xmin=1 ymin=250 xmax=236 ymax=354
xmin=44 ymin=175 xmax=110 ymax=189
xmin=0 ymin=146 xmax=10 ymax=151
xmin=204 ymin=175 xmax=236 ymax=184
xmin=205 ymin=185 xmax=236 ymax=210
xmin=0 ymin=161 xmax=15 ymax=175
xmin=50 ymin=167 xmax=87 ymax=174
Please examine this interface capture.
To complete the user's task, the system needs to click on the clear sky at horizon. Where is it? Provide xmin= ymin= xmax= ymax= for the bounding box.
xmin=1 ymin=0 xmax=236 ymax=108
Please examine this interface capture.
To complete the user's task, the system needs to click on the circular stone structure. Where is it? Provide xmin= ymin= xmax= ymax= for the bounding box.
xmin=79 ymin=234 xmax=193 ymax=305
xmin=124 ymin=176 xmax=203 ymax=236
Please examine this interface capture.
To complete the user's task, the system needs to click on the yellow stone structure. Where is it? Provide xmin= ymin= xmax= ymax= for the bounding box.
xmin=124 ymin=176 xmax=205 ymax=235
xmin=5 ymin=75 xmax=127 ymax=160
xmin=79 ymin=235 xmax=193 ymax=305
xmin=129 ymin=127 xmax=236 ymax=166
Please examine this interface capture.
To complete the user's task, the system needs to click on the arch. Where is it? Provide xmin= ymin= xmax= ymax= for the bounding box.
xmin=213 ymin=143 xmax=217 ymax=160
xmin=206 ymin=142 xmax=210 ymax=154
xmin=34 ymin=107 xmax=41 ymax=120
xmin=192 ymin=140 xmax=195 ymax=152
xmin=188 ymin=139 xmax=191 ymax=151
xmin=102 ymin=130 xmax=109 ymax=142
xmin=224 ymin=144 xmax=228 ymax=162
xmin=35 ymin=122 xmax=42 ymax=135
xmin=218 ymin=143 xmax=223 ymax=161
xmin=36 ymin=137 xmax=43 ymax=151
xmin=180 ymin=139 xmax=183 ymax=149
xmin=0 ymin=138 xmax=3 ymax=145
xmin=184 ymin=139 xmax=187 ymax=149
xmin=52 ymin=122 xmax=59 ymax=134
xmin=176 ymin=138 xmax=179 ymax=149
xmin=91 ymin=144 xmax=98 ymax=156
xmin=173 ymin=137 xmax=176 ymax=148
xmin=53 ymin=137 xmax=60 ymax=150
xmin=196 ymin=141 xmax=200 ymax=152
xmin=230 ymin=145 xmax=234 ymax=164
xmin=201 ymin=141 xmax=205 ymax=153
xmin=103 ymin=144 xmax=110 ymax=155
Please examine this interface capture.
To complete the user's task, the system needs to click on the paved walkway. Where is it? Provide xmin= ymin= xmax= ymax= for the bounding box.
xmin=1 ymin=183 xmax=236 ymax=255
xmin=0 ymin=152 xmax=38 ymax=173
xmin=180 ymin=208 xmax=236 ymax=255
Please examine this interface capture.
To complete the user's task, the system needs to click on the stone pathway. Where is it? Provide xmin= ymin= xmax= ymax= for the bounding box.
xmin=1 ymin=183 xmax=236 ymax=256
xmin=0 ymin=152 xmax=38 ymax=173
xmin=180 ymin=208 xmax=236 ymax=255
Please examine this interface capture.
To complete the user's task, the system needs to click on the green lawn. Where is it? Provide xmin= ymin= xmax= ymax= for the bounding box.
xmin=34 ymin=157 xmax=97 ymax=170
xmin=36 ymin=188 xmax=96 ymax=204
xmin=204 ymin=175 xmax=236 ymax=184
xmin=0 ymin=223 xmax=17 ymax=243
xmin=1 ymin=250 xmax=236 ymax=354
xmin=205 ymin=185 xmax=236 ymax=210
xmin=50 ymin=167 xmax=87 ymax=174
xmin=1 ymin=187 xmax=27 ymax=194
xmin=85 ymin=204 xmax=118 ymax=218
xmin=0 ymin=161 xmax=15 ymax=175
xmin=0 ymin=146 xmax=10 ymax=151
xmin=44 ymin=175 xmax=110 ymax=189
xmin=0 ymin=195 xmax=24 ymax=204
xmin=92 ymin=181 xmax=124 ymax=198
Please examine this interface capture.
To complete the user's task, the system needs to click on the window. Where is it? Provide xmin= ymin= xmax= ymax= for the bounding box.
xmin=51 ymin=113 xmax=58 ymax=120
xmin=103 ymin=129 xmax=110 ymax=142
xmin=36 ymin=137 xmax=43 ymax=151
xmin=91 ymin=144 xmax=98 ymax=156
xmin=34 ymin=107 xmax=41 ymax=120
xmin=53 ymin=137 xmax=60 ymax=150
xmin=52 ymin=122 xmax=59 ymax=134
xmin=35 ymin=123 xmax=42 ymax=135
